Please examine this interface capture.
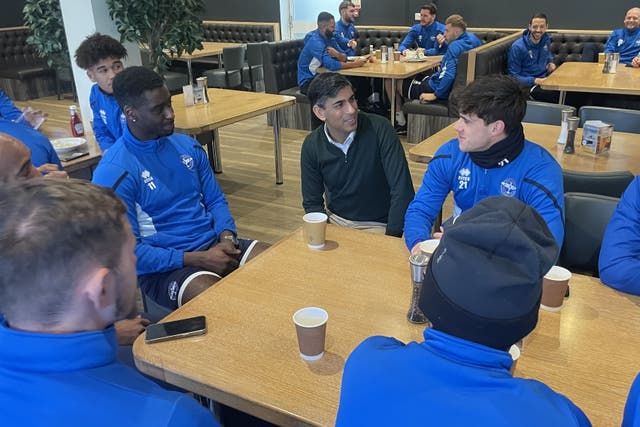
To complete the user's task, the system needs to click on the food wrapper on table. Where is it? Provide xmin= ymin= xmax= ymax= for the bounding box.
xmin=581 ymin=120 xmax=613 ymax=154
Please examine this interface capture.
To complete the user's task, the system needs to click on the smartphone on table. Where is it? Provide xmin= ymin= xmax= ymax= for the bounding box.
xmin=145 ymin=315 xmax=207 ymax=344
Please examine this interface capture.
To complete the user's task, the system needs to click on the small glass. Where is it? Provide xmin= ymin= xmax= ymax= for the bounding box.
xmin=407 ymin=253 xmax=430 ymax=324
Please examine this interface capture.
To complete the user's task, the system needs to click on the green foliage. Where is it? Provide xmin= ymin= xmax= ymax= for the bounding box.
xmin=23 ymin=0 xmax=71 ymax=70
xmin=106 ymin=0 xmax=205 ymax=73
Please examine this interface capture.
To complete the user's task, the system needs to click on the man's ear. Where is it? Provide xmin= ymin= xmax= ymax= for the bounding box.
xmin=81 ymin=267 xmax=115 ymax=311
xmin=312 ymin=105 xmax=326 ymax=122
xmin=122 ymin=104 xmax=136 ymax=122
xmin=491 ymin=120 xmax=506 ymax=136
xmin=86 ymin=70 xmax=97 ymax=83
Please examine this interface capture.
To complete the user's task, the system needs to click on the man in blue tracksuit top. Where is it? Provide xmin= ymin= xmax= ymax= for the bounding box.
xmin=75 ymin=33 xmax=128 ymax=151
xmin=297 ymin=12 xmax=366 ymax=94
xmin=387 ymin=3 xmax=446 ymax=131
xmin=404 ymin=75 xmax=564 ymax=253
xmin=335 ymin=1 xmax=357 ymax=57
xmin=605 ymin=8 xmax=640 ymax=66
xmin=0 ymin=119 xmax=62 ymax=169
xmin=599 ymin=176 xmax=640 ymax=295
xmin=92 ymin=67 xmax=268 ymax=310
xmin=508 ymin=13 xmax=559 ymax=103
xmin=0 ymin=179 xmax=217 ymax=427
xmin=418 ymin=14 xmax=482 ymax=102
xmin=337 ymin=197 xmax=590 ymax=426
xmin=398 ymin=3 xmax=446 ymax=55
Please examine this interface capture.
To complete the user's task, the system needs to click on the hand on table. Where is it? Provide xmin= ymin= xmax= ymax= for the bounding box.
xmin=632 ymin=56 xmax=640 ymax=68
xmin=115 ymin=315 xmax=151 ymax=345
xmin=534 ymin=77 xmax=547 ymax=86
xmin=347 ymin=39 xmax=357 ymax=49
xmin=419 ymin=93 xmax=437 ymax=102
xmin=546 ymin=62 xmax=557 ymax=73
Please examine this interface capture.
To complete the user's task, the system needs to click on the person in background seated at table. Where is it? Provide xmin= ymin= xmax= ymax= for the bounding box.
xmin=404 ymin=75 xmax=564 ymax=252
xmin=75 ymin=33 xmax=128 ymax=151
xmin=508 ymin=13 xmax=558 ymax=103
xmin=623 ymin=373 xmax=640 ymax=426
xmin=300 ymin=72 xmax=415 ymax=237
xmin=297 ymin=12 xmax=367 ymax=95
xmin=336 ymin=196 xmax=591 ymax=427
xmin=0 ymin=179 xmax=218 ymax=427
xmin=415 ymin=14 xmax=481 ymax=104
xmin=335 ymin=1 xmax=358 ymax=57
xmin=605 ymin=8 xmax=640 ymax=66
xmin=92 ymin=66 xmax=269 ymax=311
xmin=386 ymin=3 xmax=445 ymax=133
xmin=0 ymin=89 xmax=47 ymax=127
xmin=599 ymin=176 xmax=640 ymax=295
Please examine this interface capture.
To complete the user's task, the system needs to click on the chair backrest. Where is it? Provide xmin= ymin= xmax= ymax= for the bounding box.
xmin=559 ymin=192 xmax=619 ymax=275
xmin=222 ymin=45 xmax=246 ymax=72
xmin=262 ymin=39 xmax=305 ymax=93
xmin=578 ymin=106 xmax=640 ymax=134
xmin=246 ymin=42 xmax=265 ymax=67
xmin=524 ymin=101 xmax=576 ymax=125
xmin=563 ymin=170 xmax=634 ymax=198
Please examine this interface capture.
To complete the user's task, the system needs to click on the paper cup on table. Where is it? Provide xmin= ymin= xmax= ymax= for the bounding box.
xmin=540 ymin=266 xmax=572 ymax=312
xmin=293 ymin=307 xmax=328 ymax=361
xmin=303 ymin=212 xmax=328 ymax=249
xmin=419 ymin=239 xmax=440 ymax=259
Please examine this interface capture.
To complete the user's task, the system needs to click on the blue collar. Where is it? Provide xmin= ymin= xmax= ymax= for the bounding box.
xmin=423 ymin=328 xmax=514 ymax=371
xmin=122 ymin=124 xmax=168 ymax=153
xmin=0 ymin=318 xmax=118 ymax=372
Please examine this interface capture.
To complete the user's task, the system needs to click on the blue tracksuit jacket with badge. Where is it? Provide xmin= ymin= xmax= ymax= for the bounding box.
xmin=428 ymin=31 xmax=482 ymax=99
xmin=399 ymin=21 xmax=446 ymax=53
xmin=404 ymin=138 xmax=564 ymax=250
xmin=90 ymin=84 xmax=126 ymax=151
xmin=91 ymin=127 xmax=236 ymax=276
xmin=297 ymin=30 xmax=345 ymax=88
xmin=605 ymin=27 xmax=640 ymax=65
xmin=508 ymin=30 xmax=554 ymax=87
xmin=335 ymin=20 xmax=356 ymax=56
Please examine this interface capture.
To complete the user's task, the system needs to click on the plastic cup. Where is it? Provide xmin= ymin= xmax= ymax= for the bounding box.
xmin=303 ymin=212 xmax=327 ymax=249
xmin=293 ymin=307 xmax=328 ymax=361
xmin=419 ymin=239 xmax=440 ymax=259
xmin=540 ymin=266 xmax=571 ymax=312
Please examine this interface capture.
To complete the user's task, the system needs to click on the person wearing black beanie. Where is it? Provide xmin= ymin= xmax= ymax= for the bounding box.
xmin=336 ymin=197 xmax=590 ymax=427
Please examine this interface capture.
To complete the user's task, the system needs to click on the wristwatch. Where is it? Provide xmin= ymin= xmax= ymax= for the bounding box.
xmin=222 ymin=233 xmax=239 ymax=247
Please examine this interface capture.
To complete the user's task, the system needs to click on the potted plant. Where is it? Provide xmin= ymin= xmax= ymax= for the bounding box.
xmin=23 ymin=0 xmax=72 ymax=81
xmin=106 ymin=0 xmax=205 ymax=73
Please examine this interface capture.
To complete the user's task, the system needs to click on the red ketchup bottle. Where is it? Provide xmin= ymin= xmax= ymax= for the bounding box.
xmin=69 ymin=105 xmax=85 ymax=137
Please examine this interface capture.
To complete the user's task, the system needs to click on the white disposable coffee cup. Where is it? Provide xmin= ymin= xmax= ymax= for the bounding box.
xmin=303 ymin=212 xmax=328 ymax=249
xmin=419 ymin=239 xmax=440 ymax=258
xmin=293 ymin=307 xmax=328 ymax=361
xmin=540 ymin=266 xmax=572 ymax=312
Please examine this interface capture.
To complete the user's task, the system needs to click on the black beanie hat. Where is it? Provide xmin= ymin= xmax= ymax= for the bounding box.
xmin=419 ymin=196 xmax=559 ymax=350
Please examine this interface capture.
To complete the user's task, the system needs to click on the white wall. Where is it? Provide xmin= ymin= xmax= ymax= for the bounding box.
xmin=59 ymin=0 xmax=141 ymax=132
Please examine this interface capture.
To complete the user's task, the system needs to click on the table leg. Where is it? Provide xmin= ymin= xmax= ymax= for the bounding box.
xmin=273 ymin=110 xmax=283 ymax=185
xmin=187 ymin=59 xmax=194 ymax=86
xmin=558 ymin=90 xmax=566 ymax=105
xmin=390 ymin=78 xmax=396 ymax=123
xmin=212 ymin=129 xmax=222 ymax=173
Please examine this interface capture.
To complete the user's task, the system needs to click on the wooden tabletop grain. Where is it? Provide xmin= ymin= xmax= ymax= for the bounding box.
xmin=540 ymin=62 xmax=640 ymax=95
xmin=319 ymin=55 xmax=442 ymax=79
xmin=133 ymin=225 xmax=640 ymax=426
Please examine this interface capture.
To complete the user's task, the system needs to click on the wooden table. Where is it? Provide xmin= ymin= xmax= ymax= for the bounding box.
xmin=41 ymin=126 xmax=102 ymax=173
xmin=540 ymin=62 xmax=640 ymax=104
xmin=133 ymin=225 xmax=640 ymax=427
xmin=320 ymin=56 xmax=442 ymax=121
xmin=172 ymin=88 xmax=296 ymax=184
xmin=168 ymin=42 xmax=242 ymax=84
xmin=409 ymin=122 xmax=640 ymax=174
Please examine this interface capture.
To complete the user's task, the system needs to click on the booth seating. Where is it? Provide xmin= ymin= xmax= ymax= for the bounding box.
xmin=262 ymin=39 xmax=312 ymax=130
xmin=0 ymin=27 xmax=56 ymax=101
xmin=177 ymin=20 xmax=281 ymax=73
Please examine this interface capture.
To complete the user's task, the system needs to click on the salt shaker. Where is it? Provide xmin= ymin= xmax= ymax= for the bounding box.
xmin=564 ymin=116 xmax=579 ymax=154
xmin=407 ymin=253 xmax=430 ymax=324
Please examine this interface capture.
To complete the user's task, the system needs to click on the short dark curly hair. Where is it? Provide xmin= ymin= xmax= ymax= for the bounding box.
xmin=113 ymin=66 xmax=165 ymax=110
xmin=75 ymin=33 xmax=128 ymax=70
